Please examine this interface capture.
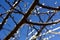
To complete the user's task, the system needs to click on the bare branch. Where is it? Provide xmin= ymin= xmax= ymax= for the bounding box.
xmin=0 ymin=0 xmax=21 ymax=29
xmin=37 ymin=3 xmax=60 ymax=11
xmin=4 ymin=0 xmax=38 ymax=40
xmin=26 ymin=19 xmax=60 ymax=26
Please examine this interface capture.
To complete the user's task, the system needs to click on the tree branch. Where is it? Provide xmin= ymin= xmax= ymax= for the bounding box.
xmin=37 ymin=3 xmax=60 ymax=11
xmin=4 ymin=0 xmax=38 ymax=40
xmin=26 ymin=19 xmax=60 ymax=26
xmin=1 ymin=0 xmax=21 ymax=28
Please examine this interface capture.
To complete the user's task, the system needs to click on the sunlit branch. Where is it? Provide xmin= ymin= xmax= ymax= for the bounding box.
xmin=28 ymin=29 xmax=35 ymax=36
xmin=49 ymin=31 xmax=60 ymax=34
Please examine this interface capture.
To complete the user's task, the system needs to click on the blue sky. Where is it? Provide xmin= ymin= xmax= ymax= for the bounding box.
xmin=0 ymin=0 xmax=60 ymax=40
